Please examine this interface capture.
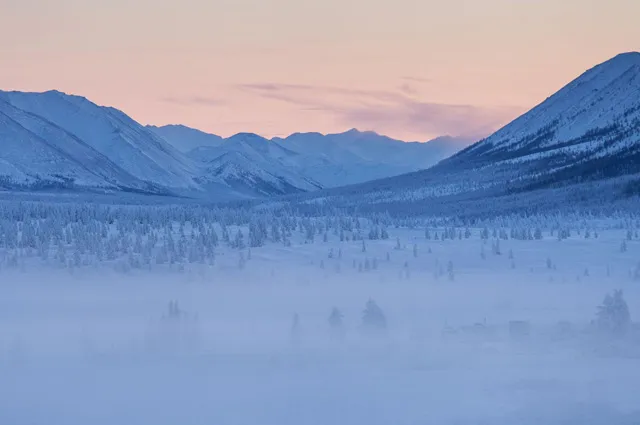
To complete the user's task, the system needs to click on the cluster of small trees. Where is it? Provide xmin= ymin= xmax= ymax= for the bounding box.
xmin=423 ymin=226 xmax=554 ymax=243
xmin=291 ymin=299 xmax=388 ymax=343
xmin=158 ymin=290 xmax=633 ymax=351
xmin=427 ymin=227 xmax=468 ymax=241
xmin=0 ymin=200 xmax=394 ymax=272
xmin=0 ymin=198 xmax=637 ymax=275
xmin=595 ymin=290 xmax=631 ymax=336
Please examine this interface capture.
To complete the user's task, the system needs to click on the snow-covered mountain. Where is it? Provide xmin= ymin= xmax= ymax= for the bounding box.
xmin=0 ymin=92 xmax=199 ymax=194
xmin=146 ymin=125 xmax=304 ymax=197
xmin=152 ymin=124 xmax=472 ymax=188
xmin=276 ymin=130 xmax=467 ymax=169
xmin=148 ymin=124 xmax=224 ymax=153
xmin=0 ymin=90 xmax=201 ymax=193
xmin=273 ymin=130 xmax=471 ymax=186
xmin=292 ymin=52 xmax=640 ymax=216
xmin=0 ymin=90 xmax=471 ymax=198
xmin=190 ymin=133 xmax=322 ymax=196
xmin=0 ymin=91 xmax=312 ymax=197
xmin=453 ymin=51 xmax=640 ymax=185
xmin=0 ymin=99 xmax=124 ymax=190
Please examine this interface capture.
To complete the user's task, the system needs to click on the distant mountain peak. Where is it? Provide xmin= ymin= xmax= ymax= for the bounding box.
xmin=41 ymin=89 xmax=89 ymax=103
xmin=148 ymin=124 xmax=224 ymax=153
xmin=230 ymin=132 xmax=264 ymax=138
xmin=342 ymin=128 xmax=380 ymax=136
xmin=290 ymin=52 xmax=640 ymax=216
xmin=149 ymin=124 xmax=221 ymax=139
xmin=151 ymin=124 xmax=191 ymax=131
xmin=286 ymin=131 xmax=324 ymax=138
xmin=609 ymin=51 xmax=640 ymax=61
xmin=592 ymin=51 xmax=640 ymax=74
xmin=228 ymin=132 xmax=268 ymax=144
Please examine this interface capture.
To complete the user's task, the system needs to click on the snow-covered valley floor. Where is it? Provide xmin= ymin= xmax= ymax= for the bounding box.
xmin=1 ymin=223 xmax=640 ymax=424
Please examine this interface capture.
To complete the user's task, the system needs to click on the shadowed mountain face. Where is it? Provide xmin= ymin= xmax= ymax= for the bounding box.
xmin=0 ymin=90 xmax=198 ymax=194
xmin=449 ymin=51 xmax=640 ymax=187
xmin=288 ymin=52 xmax=640 ymax=216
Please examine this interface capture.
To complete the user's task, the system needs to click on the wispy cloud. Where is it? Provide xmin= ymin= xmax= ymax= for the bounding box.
xmin=237 ymin=83 xmax=409 ymax=104
xmin=398 ymin=83 xmax=419 ymax=96
xmin=160 ymin=96 xmax=227 ymax=107
xmin=237 ymin=82 xmax=522 ymax=139
xmin=340 ymin=102 xmax=518 ymax=140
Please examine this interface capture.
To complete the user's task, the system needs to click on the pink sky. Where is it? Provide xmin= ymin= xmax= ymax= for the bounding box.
xmin=1 ymin=0 xmax=639 ymax=141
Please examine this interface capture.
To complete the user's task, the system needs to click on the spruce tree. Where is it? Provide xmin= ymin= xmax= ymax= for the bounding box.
xmin=361 ymin=299 xmax=387 ymax=334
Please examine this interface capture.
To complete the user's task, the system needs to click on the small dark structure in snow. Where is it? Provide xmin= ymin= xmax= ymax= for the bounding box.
xmin=164 ymin=300 xmax=185 ymax=320
xmin=361 ymin=299 xmax=387 ymax=335
xmin=328 ymin=307 xmax=345 ymax=341
xmin=509 ymin=320 xmax=531 ymax=338
xmin=459 ymin=320 xmax=489 ymax=338
xmin=290 ymin=313 xmax=301 ymax=345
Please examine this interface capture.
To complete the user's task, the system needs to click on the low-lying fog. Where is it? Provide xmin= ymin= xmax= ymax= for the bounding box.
xmin=2 ymin=271 xmax=639 ymax=425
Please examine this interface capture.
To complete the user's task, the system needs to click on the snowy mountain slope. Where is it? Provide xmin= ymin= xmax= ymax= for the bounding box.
xmin=273 ymin=130 xmax=471 ymax=185
xmin=444 ymin=52 xmax=640 ymax=189
xmin=0 ymin=90 xmax=323 ymax=197
xmin=309 ymin=130 xmax=467 ymax=169
xmin=0 ymin=98 xmax=169 ymax=192
xmin=271 ymin=130 xmax=402 ymax=186
xmin=180 ymin=129 xmax=470 ymax=191
xmin=189 ymin=133 xmax=323 ymax=195
xmin=195 ymin=150 xmax=321 ymax=196
xmin=272 ymin=131 xmax=364 ymax=164
xmin=0 ymin=90 xmax=199 ymax=190
xmin=147 ymin=124 xmax=224 ymax=153
xmin=0 ymin=91 xmax=318 ymax=197
xmin=0 ymin=100 xmax=107 ymax=189
xmin=453 ymin=52 xmax=640 ymax=169
xmin=465 ymin=52 xmax=640 ymax=156
xmin=0 ymin=89 xmax=471 ymax=199
xmin=285 ymin=52 xmax=640 ymax=214
xmin=222 ymin=133 xmax=302 ymax=165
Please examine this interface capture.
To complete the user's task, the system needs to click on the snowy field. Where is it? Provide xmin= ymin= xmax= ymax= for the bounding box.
xmin=1 ymin=205 xmax=640 ymax=424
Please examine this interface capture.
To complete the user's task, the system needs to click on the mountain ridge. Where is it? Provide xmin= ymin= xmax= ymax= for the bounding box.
xmin=8 ymin=51 xmax=636 ymax=206
xmin=152 ymin=124 xmax=473 ymax=188
xmin=0 ymin=89 xmax=471 ymax=198
xmin=282 ymin=51 xmax=640 ymax=216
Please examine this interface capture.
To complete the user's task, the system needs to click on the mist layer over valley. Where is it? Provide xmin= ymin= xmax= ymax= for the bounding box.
xmin=1 ymin=202 xmax=640 ymax=425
